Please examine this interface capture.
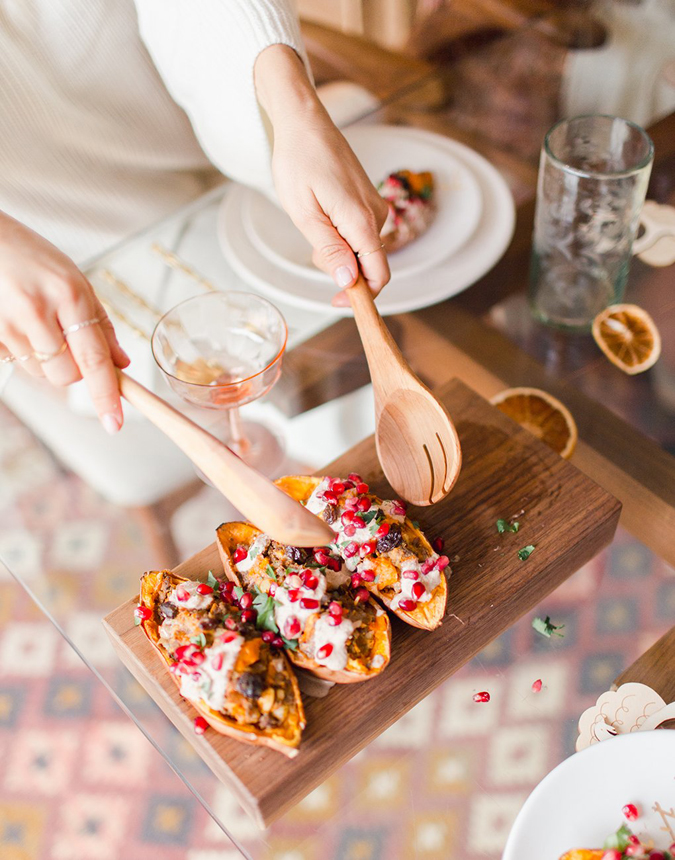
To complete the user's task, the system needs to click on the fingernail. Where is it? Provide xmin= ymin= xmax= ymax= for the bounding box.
xmin=119 ymin=347 xmax=130 ymax=363
xmin=101 ymin=413 xmax=121 ymax=435
xmin=335 ymin=266 xmax=355 ymax=288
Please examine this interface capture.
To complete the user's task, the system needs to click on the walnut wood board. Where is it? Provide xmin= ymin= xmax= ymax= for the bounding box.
xmin=103 ymin=378 xmax=621 ymax=828
xmin=614 ymin=624 xmax=675 ymax=712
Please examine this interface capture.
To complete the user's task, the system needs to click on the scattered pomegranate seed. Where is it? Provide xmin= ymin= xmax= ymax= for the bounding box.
xmin=649 ymin=852 xmax=666 ymax=860
xmin=268 ymin=583 xmax=277 ymax=597
xmin=288 ymin=589 xmax=300 ymax=603
xmin=531 ymin=679 xmax=543 ymax=693
xmin=225 ymin=617 xmax=238 ymax=630
xmin=344 ymin=542 xmax=359 ymax=558
xmin=376 ymin=522 xmax=390 ymax=538
xmin=232 ymin=547 xmax=247 ymax=564
xmin=239 ymin=592 xmax=253 ymax=610
xmin=342 ymin=480 xmax=355 ymax=490
xmin=219 ymin=631 xmax=238 ymax=644
xmin=331 ymin=481 xmax=345 ymax=495
xmin=432 ymin=537 xmax=445 ymax=553
xmin=317 ymin=643 xmax=334 ymax=660
xmin=134 ymin=605 xmax=151 ymax=622
xmin=285 ymin=574 xmax=302 ymax=589
xmin=314 ymin=550 xmax=330 ymax=566
xmin=670 ymin=845 xmax=675 ymax=855
xmin=272 ymin=636 xmax=284 ymax=648
xmin=356 ymin=482 xmax=369 ymax=494
xmin=360 ymin=540 xmax=377 ymax=557
xmin=302 ymin=571 xmax=319 ymax=589
xmin=398 ymin=599 xmax=417 ymax=612
xmin=351 ymin=573 xmax=362 ymax=588
xmin=194 ymin=716 xmax=209 ymax=735
xmin=602 ymin=850 xmax=622 ymax=860
xmin=322 ymin=490 xmax=338 ymax=505
xmin=625 ymin=846 xmax=643 ymax=857
xmin=211 ymin=653 xmax=224 ymax=671
xmin=412 ymin=582 xmax=426 ymax=600
xmin=352 ymin=515 xmax=366 ymax=529
xmin=344 ymin=496 xmax=359 ymax=510
xmin=261 ymin=630 xmax=275 ymax=643
xmin=436 ymin=556 xmax=450 ymax=570
xmin=327 ymin=615 xmax=342 ymax=626
xmin=348 ymin=472 xmax=362 ymax=483
xmin=325 ymin=557 xmax=341 ymax=572
xmin=196 ymin=583 xmax=213 ymax=595
xmin=623 ymin=803 xmax=639 ymax=821
xmin=402 ymin=569 xmax=419 ymax=580
xmin=354 ymin=587 xmax=370 ymax=604
xmin=241 ymin=609 xmax=256 ymax=624
xmin=360 ymin=569 xmax=376 ymax=582
xmin=175 ymin=587 xmax=189 ymax=602
xmin=328 ymin=601 xmax=342 ymax=617
xmin=421 ymin=559 xmax=435 ymax=574
xmin=357 ymin=497 xmax=371 ymax=512
xmin=392 ymin=500 xmax=407 ymax=517
xmin=285 ymin=617 xmax=302 ymax=639
xmin=222 ymin=581 xmax=235 ymax=594
xmin=473 ymin=691 xmax=490 ymax=703
xmin=300 ymin=597 xmax=319 ymax=610
xmin=341 ymin=510 xmax=355 ymax=525
xmin=343 ymin=524 xmax=356 ymax=537
xmin=628 ymin=836 xmax=640 ymax=846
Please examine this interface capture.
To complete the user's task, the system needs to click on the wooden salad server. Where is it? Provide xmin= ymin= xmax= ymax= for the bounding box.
xmin=347 ymin=274 xmax=462 ymax=506
xmin=116 ymin=371 xmax=335 ymax=547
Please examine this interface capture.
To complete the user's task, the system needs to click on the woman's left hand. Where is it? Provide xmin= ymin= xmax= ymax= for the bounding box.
xmin=254 ymin=45 xmax=391 ymax=306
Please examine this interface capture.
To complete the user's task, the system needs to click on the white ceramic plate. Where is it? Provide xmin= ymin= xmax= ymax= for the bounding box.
xmin=503 ymin=731 xmax=675 ymax=858
xmin=218 ymin=126 xmax=515 ymax=316
xmin=242 ymin=124 xmax=483 ymax=282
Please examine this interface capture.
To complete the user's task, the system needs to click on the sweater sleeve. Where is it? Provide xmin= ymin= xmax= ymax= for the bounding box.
xmin=132 ymin=0 xmax=311 ymax=194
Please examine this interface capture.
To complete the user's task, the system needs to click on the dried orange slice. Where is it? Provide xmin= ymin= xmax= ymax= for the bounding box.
xmin=591 ymin=303 xmax=661 ymax=375
xmin=490 ymin=387 xmax=578 ymax=459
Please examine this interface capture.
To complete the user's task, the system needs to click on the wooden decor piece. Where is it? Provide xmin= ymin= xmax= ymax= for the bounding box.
xmin=104 ymin=379 xmax=620 ymax=828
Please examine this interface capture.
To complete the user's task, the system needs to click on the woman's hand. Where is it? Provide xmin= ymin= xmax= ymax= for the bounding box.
xmin=0 ymin=212 xmax=129 ymax=432
xmin=254 ymin=45 xmax=390 ymax=306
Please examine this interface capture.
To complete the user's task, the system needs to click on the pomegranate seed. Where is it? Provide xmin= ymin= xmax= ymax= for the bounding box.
xmin=622 ymin=804 xmax=639 ymax=821
xmin=268 ymin=583 xmax=277 ymax=597
xmin=285 ymin=617 xmax=301 ymax=638
xmin=531 ymin=679 xmax=543 ymax=693
xmin=325 ymin=557 xmax=341 ymax=572
xmin=225 ymin=617 xmax=238 ymax=630
xmin=261 ymin=630 xmax=275 ymax=643
xmin=314 ymin=550 xmax=330 ymax=566
xmin=222 ymin=581 xmax=235 ymax=594
xmin=376 ymin=522 xmax=390 ymax=538
xmin=412 ymin=582 xmax=426 ymax=600
xmin=360 ymin=540 xmax=377 ymax=558
xmin=219 ymin=631 xmax=238 ymax=644
xmin=360 ymin=569 xmax=376 ymax=582
xmin=194 ymin=716 xmax=209 ymax=735
xmin=342 ymin=481 xmax=355 ymax=490
xmin=345 ymin=496 xmax=359 ymax=510
xmin=302 ymin=571 xmax=319 ymax=589
xmin=436 ymin=555 xmax=450 ymax=570
xmin=357 ymin=497 xmax=371 ymax=512
xmin=352 ymin=516 xmax=366 ymax=529
xmin=175 ymin=587 xmax=189 ymax=602
xmin=432 ymin=537 xmax=445 ymax=553
xmin=300 ymin=598 xmax=319 ymax=610
xmin=341 ymin=510 xmax=355 ymax=525
xmin=625 ymin=847 xmax=643 ymax=857
xmin=134 ymin=605 xmax=151 ymax=622
xmin=343 ymin=524 xmax=356 ymax=537
xmin=398 ymin=599 xmax=417 ymax=612
xmin=288 ymin=588 xmax=301 ymax=602
xmin=327 ymin=615 xmax=342 ymax=626
xmin=272 ymin=636 xmax=284 ymax=648
xmin=392 ymin=501 xmax=407 ymax=517
xmin=649 ymin=853 xmax=666 ymax=860
xmin=348 ymin=472 xmax=362 ymax=483
xmin=241 ymin=609 xmax=257 ymax=624
xmin=233 ymin=547 xmax=247 ymax=564
xmin=344 ymin=542 xmax=359 ymax=558
xmin=351 ymin=573 xmax=362 ymax=588
xmin=670 ymin=846 xmax=675 ymax=855
xmin=473 ymin=691 xmax=490 ymax=703
xmin=402 ymin=569 xmax=419 ymax=580
xmin=328 ymin=601 xmax=342 ymax=617
xmin=239 ymin=592 xmax=253 ymax=610
xmin=628 ymin=836 xmax=640 ymax=846
xmin=174 ymin=644 xmax=193 ymax=660
xmin=323 ymin=490 xmax=338 ymax=505
xmin=602 ymin=851 xmax=622 ymax=860
xmin=197 ymin=583 xmax=213 ymax=595
xmin=421 ymin=559 xmax=435 ymax=574
xmin=356 ymin=482 xmax=369 ymax=494
xmin=331 ymin=482 xmax=345 ymax=495
xmin=211 ymin=653 xmax=224 ymax=671
xmin=354 ymin=587 xmax=370 ymax=604
xmin=317 ymin=643 xmax=333 ymax=660
xmin=191 ymin=671 xmax=201 ymax=681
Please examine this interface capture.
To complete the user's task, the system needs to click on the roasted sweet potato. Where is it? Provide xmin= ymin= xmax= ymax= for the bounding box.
xmin=138 ymin=570 xmax=305 ymax=757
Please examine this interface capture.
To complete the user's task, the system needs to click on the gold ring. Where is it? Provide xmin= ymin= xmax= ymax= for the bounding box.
xmin=356 ymin=244 xmax=386 ymax=259
xmin=62 ymin=317 xmax=102 ymax=336
xmin=34 ymin=341 xmax=69 ymax=363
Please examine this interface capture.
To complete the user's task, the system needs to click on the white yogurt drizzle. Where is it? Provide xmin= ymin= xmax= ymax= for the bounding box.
xmin=168 ymin=580 xmax=214 ymax=612
xmin=310 ymin=614 xmax=357 ymax=671
xmin=177 ymin=630 xmax=243 ymax=712
xmin=236 ymin=534 xmax=269 ymax=573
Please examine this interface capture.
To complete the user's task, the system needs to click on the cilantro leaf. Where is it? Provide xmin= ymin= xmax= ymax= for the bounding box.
xmin=281 ymin=636 xmax=298 ymax=651
xmin=360 ymin=510 xmax=380 ymax=525
xmin=603 ymin=824 xmax=632 ymax=851
xmin=252 ymin=591 xmax=279 ymax=634
xmin=532 ymin=615 xmax=565 ymax=638
xmin=497 ymin=519 xmax=520 ymax=534
xmin=191 ymin=632 xmax=206 ymax=647
xmin=518 ymin=544 xmax=535 ymax=560
xmin=265 ymin=564 xmax=277 ymax=582
xmin=206 ymin=570 xmax=219 ymax=590
xmin=233 ymin=586 xmax=244 ymax=601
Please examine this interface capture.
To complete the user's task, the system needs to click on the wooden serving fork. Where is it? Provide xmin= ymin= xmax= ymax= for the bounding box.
xmin=348 ymin=275 xmax=462 ymax=506
xmin=117 ymin=371 xmax=335 ymax=547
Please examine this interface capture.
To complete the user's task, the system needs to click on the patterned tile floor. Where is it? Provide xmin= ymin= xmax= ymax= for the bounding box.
xmin=1 ymin=403 xmax=674 ymax=860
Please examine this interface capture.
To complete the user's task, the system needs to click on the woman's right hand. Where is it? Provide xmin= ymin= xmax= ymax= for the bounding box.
xmin=0 ymin=212 xmax=130 ymax=433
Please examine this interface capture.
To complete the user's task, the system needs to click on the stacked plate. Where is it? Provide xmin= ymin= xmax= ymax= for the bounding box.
xmin=218 ymin=124 xmax=516 ymax=316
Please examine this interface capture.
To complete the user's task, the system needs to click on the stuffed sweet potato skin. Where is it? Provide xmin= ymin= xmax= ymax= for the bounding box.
xmin=216 ymin=523 xmax=391 ymax=684
xmin=275 ymin=476 xmax=448 ymax=631
xmin=138 ymin=570 xmax=305 ymax=757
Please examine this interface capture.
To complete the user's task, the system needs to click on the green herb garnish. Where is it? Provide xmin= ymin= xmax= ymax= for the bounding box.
xmin=233 ymin=586 xmax=244 ymax=601
xmin=532 ymin=615 xmax=565 ymax=638
xmin=206 ymin=570 xmax=219 ymax=590
xmin=497 ymin=519 xmax=519 ymax=534
xmin=281 ymin=636 xmax=298 ymax=651
xmin=252 ymin=591 xmax=278 ymax=633
xmin=265 ymin=564 xmax=277 ymax=582
xmin=412 ymin=520 xmax=420 ymax=529
xmin=190 ymin=632 xmax=206 ymax=647
xmin=360 ymin=509 xmax=380 ymax=526
xmin=518 ymin=544 xmax=535 ymax=560
xmin=603 ymin=824 xmax=632 ymax=852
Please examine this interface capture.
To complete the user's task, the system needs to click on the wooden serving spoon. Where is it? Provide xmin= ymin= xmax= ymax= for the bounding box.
xmin=348 ymin=275 xmax=462 ymax=506
xmin=117 ymin=371 xmax=335 ymax=547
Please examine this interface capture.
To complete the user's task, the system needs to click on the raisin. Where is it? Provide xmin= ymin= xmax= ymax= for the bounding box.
xmin=285 ymin=546 xmax=307 ymax=564
xmin=236 ymin=672 xmax=266 ymax=700
xmin=322 ymin=505 xmax=337 ymax=525
xmin=200 ymin=617 xmax=217 ymax=630
xmin=159 ymin=601 xmax=177 ymax=619
xmin=377 ymin=524 xmax=402 ymax=553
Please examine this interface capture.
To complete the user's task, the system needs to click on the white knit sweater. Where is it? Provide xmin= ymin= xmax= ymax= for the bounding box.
xmin=0 ymin=0 xmax=308 ymax=263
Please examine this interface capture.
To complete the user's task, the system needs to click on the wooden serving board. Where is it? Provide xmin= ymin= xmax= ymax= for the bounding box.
xmin=104 ymin=379 xmax=621 ymax=828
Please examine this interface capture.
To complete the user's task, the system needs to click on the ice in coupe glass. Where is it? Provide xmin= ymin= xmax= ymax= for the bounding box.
xmin=529 ymin=115 xmax=653 ymax=330
xmin=151 ymin=292 xmax=287 ymax=472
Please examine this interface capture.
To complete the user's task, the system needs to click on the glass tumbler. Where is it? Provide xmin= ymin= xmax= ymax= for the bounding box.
xmin=529 ymin=115 xmax=653 ymax=330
